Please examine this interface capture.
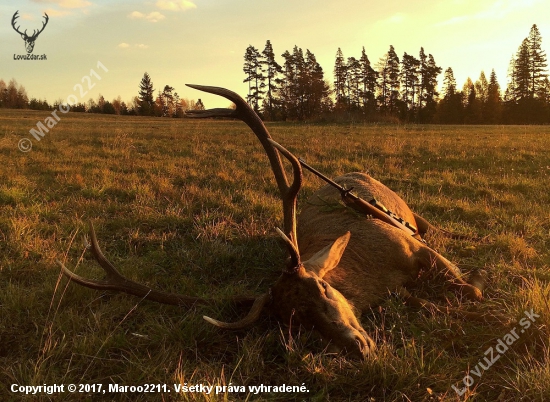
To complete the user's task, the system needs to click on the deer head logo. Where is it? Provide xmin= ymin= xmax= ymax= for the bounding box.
xmin=11 ymin=10 xmax=49 ymax=54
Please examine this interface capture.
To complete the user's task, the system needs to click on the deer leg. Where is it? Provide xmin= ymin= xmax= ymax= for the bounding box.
xmin=412 ymin=212 xmax=431 ymax=237
xmin=419 ymin=247 xmax=483 ymax=302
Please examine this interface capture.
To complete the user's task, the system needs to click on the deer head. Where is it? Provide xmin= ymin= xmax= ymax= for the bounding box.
xmin=60 ymin=85 xmax=375 ymax=358
xmin=12 ymin=11 xmax=49 ymax=54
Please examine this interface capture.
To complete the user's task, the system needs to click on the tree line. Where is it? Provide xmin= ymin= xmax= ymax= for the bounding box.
xmin=0 ymin=73 xmax=203 ymax=117
xmin=243 ymin=24 xmax=549 ymax=124
xmin=2 ymin=24 xmax=548 ymax=124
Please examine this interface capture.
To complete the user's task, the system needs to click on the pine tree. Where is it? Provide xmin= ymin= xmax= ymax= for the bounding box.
xmin=358 ymin=47 xmax=377 ymax=113
xmin=333 ymin=48 xmax=347 ymax=107
xmin=243 ymin=45 xmax=264 ymax=112
xmin=417 ymin=51 xmax=441 ymax=122
xmin=417 ymin=48 xmax=427 ymax=110
xmin=400 ymin=52 xmax=420 ymax=114
xmin=291 ymin=46 xmax=306 ymax=119
xmin=278 ymin=46 xmax=330 ymax=120
xmin=260 ymin=40 xmax=282 ymax=119
xmin=376 ymin=46 xmax=400 ymax=114
xmin=387 ymin=46 xmax=401 ymax=114
xmin=279 ymin=49 xmax=295 ymax=120
xmin=424 ymin=55 xmax=442 ymax=104
xmin=304 ymin=50 xmax=331 ymax=118
xmin=346 ymin=56 xmax=361 ymax=109
xmin=161 ymin=85 xmax=175 ymax=117
xmin=138 ymin=72 xmax=155 ymax=116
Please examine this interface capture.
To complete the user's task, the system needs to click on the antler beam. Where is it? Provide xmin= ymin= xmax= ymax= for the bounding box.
xmin=185 ymin=84 xmax=302 ymax=247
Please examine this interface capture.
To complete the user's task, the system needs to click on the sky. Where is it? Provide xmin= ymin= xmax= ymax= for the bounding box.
xmin=1 ymin=0 xmax=549 ymax=109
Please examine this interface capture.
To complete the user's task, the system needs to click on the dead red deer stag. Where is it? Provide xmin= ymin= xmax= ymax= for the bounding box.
xmin=60 ymin=85 xmax=501 ymax=359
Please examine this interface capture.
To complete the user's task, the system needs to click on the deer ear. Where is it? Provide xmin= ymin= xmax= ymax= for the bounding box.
xmin=303 ymin=232 xmax=350 ymax=278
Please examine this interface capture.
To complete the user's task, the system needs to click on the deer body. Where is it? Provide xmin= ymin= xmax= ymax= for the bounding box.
xmin=298 ymin=172 xmax=464 ymax=313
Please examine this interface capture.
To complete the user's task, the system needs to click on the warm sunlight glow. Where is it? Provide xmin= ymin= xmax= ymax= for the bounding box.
xmin=4 ymin=0 xmax=549 ymax=108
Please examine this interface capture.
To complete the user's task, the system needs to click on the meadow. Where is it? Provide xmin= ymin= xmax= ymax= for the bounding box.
xmin=0 ymin=109 xmax=549 ymax=401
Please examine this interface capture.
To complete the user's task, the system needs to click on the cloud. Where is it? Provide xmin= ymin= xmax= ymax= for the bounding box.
xmin=156 ymin=0 xmax=197 ymax=11
xmin=128 ymin=10 xmax=165 ymax=22
xmin=145 ymin=11 xmax=165 ymax=22
xmin=32 ymin=0 xmax=92 ymax=9
xmin=129 ymin=11 xmax=145 ymax=19
xmin=386 ymin=13 xmax=405 ymax=24
xmin=43 ymin=8 xmax=72 ymax=16
xmin=437 ymin=0 xmax=543 ymax=26
xmin=117 ymin=43 xmax=149 ymax=49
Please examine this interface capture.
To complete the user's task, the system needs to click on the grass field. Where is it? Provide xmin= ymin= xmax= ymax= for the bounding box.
xmin=1 ymin=109 xmax=549 ymax=401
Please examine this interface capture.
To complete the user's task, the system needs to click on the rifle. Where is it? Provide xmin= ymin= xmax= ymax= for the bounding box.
xmin=298 ymin=158 xmax=424 ymax=242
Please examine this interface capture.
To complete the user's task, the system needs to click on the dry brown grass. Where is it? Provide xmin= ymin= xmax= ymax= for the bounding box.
xmin=1 ymin=109 xmax=549 ymax=401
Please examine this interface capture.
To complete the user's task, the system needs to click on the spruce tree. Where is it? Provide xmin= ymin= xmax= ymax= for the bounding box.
xmin=512 ymin=39 xmax=531 ymax=101
xmin=438 ymin=67 xmax=463 ymax=123
xmin=486 ymin=69 xmax=502 ymax=123
xmin=138 ymin=72 xmax=155 ymax=116
xmin=527 ymin=24 xmax=548 ymax=98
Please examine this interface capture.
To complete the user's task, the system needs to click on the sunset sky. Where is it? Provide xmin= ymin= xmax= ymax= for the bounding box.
xmin=1 ymin=0 xmax=549 ymax=108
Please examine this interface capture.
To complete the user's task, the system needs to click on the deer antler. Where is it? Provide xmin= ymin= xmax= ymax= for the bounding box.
xmin=185 ymin=85 xmax=302 ymax=251
xmin=267 ymin=139 xmax=303 ymax=270
xmin=11 ymin=11 xmax=49 ymax=39
xmin=11 ymin=11 xmax=24 ymax=36
xmin=59 ymin=222 xmax=210 ymax=307
xmin=32 ymin=12 xmax=49 ymax=39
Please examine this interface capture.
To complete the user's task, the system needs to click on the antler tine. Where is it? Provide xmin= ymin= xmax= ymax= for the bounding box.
xmin=184 ymin=84 xmax=299 ymax=244
xmin=59 ymin=222 xmax=209 ymax=307
xmin=29 ymin=13 xmax=49 ymax=38
xmin=203 ymin=292 xmax=270 ymax=329
xmin=11 ymin=11 xmax=23 ymax=35
xmin=34 ymin=13 xmax=49 ymax=37
xmin=267 ymin=139 xmax=303 ymax=249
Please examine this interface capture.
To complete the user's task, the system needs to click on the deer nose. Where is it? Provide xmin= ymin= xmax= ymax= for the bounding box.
xmin=350 ymin=330 xmax=375 ymax=359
